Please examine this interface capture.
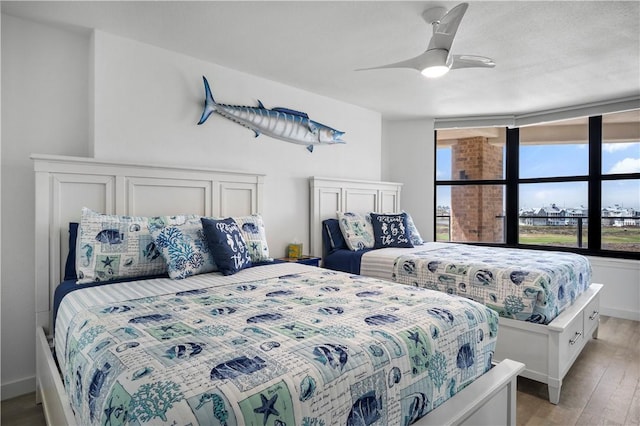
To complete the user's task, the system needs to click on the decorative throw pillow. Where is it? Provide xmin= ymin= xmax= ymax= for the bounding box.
xmin=337 ymin=212 xmax=374 ymax=251
xmin=404 ymin=211 xmax=425 ymax=246
xmin=323 ymin=218 xmax=347 ymax=251
xmin=76 ymin=208 xmax=167 ymax=283
xmin=201 ymin=217 xmax=252 ymax=275
xmin=64 ymin=222 xmax=79 ymax=281
xmin=370 ymin=212 xmax=414 ymax=249
xmin=232 ymin=214 xmax=272 ymax=262
xmin=148 ymin=215 xmax=217 ymax=280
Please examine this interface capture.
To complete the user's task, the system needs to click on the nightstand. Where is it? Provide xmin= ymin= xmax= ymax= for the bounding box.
xmin=277 ymin=255 xmax=321 ymax=267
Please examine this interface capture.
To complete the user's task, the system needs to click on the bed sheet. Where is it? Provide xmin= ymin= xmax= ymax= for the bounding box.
xmin=360 ymin=245 xmax=449 ymax=281
xmin=56 ymin=263 xmax=498 ymax=425
xmin=323 ymin=247 xmax=374 ymax=274
xmin=361 ymin=243 xmax=591 ymax=325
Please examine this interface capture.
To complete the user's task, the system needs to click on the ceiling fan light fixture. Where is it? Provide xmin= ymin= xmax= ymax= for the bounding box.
xmin=419 ymin=48 xmax=450 ymax=78
xmin=421 ymin=65 xmax=450 ymax=78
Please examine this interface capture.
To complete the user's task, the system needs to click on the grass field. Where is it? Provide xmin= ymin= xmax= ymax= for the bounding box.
xmin=436 ymin=224 xmax=640 ymax=252
xmin=519 ymin=225 xmax=588 ymax=247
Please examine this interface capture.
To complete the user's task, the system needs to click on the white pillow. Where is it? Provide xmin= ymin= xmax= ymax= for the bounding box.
xmin=404 ymin=211 xmax=425 ymax=245
xmin=337 ymin=212 xmax=374 ymax=251
xmin=232 ymin=214 xmax=272 ymax=262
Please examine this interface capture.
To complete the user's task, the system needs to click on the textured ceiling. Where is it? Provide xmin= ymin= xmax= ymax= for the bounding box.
xmin=3 ymin=1 xmax=639 ymax=119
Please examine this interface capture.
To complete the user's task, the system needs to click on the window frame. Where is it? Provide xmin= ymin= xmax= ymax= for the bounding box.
xmin=434 ymin=114 xmax=640 ymax=260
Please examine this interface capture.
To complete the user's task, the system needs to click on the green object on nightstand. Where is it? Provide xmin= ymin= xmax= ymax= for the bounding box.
xmin=287 ymin=243 xmax=303 ymax=259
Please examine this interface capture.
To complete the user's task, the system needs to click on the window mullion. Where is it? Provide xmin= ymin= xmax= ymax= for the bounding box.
xmin=588 ymin=116 xmax=602 ymax=251
xmin=506 ymin=127 xmax=519 ymax=246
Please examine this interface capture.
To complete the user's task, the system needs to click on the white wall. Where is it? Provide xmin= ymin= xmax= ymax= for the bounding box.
xmin=588 ymin=257 xmax=640 ymax=321
xmin=1 ymin=14 xmax=91 ymax=399
xmin=382 ymin=118 xmax=435 ymax=241
xmin=91 ymin=30 xmax=381 ymax=255
xmin=0 ymin=7 xmax=3 ymax=401
xmin=1 ymin=17 xmax=381 ymax=399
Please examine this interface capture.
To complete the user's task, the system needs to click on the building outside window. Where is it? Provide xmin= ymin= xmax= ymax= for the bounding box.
xmin=435 ymin=109 xmax=639 ymax=257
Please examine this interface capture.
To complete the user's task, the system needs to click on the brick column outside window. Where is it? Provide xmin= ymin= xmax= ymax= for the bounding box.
xmin=450 ymin=136 xmax=504 ymax=242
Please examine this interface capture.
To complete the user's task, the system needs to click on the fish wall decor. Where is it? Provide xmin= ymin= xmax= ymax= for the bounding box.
xmin=197 ymin=76 xmax=346 ymax=153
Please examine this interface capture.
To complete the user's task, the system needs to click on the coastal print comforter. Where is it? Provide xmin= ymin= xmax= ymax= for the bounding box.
xmin=56 ymin=263 xmax=498 ymax=426
xmin=392 ymin=244 xmax=591 ymax=324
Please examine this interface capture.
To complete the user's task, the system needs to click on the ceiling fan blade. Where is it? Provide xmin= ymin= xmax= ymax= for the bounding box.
xmin=435 ymin=3 xmax=469 ymax=35
xmin=427 ymin=2 xmax=468 ymax=51
xmin=449 ymin=55 xmax=496 ymax=70
xmin=356 ymin=53 xmax=426 ymax=72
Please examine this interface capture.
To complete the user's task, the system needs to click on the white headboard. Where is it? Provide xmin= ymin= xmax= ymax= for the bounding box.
xmin=33 ymin=154 xmax=265 ymax=333
xmin=309 ymin=176 xmax=403 ymax=258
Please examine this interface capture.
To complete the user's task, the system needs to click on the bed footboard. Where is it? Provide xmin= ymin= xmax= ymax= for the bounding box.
xmin=36 ymin=327 xmax=76 ymax=425
xmin=420 ymin=359 xmax=525 ymax=425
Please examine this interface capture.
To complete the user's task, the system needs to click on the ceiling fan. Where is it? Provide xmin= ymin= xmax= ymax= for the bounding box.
xmin=358 ymin=2 xmax=495 ymax=78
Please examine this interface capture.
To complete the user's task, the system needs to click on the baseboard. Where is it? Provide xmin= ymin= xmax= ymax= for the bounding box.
xmin=1 ymin=376 xmax=35 ymax=401
xmin=601 ymin=306 xmax=640 ymax=322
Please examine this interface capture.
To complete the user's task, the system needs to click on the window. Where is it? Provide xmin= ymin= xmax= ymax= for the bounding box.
xmin=434 ymin=110 xmax=640 ymax=259
xmin=518 ymin=118 xmax=589 ymax=248
xmin=601 ymin=179 xmax=639 ymax=251
xmin=436 ymin=184 xmax=506 ymax=243
xmin=601 ymin=110 xmax=640 ymax=253
xmin=435 ymin=127 xmax=506 ymax=243
xmin=518 ymin=182 xmax=588 ymax=248
xmin=519 ymin=117 xmax=589 ymax=178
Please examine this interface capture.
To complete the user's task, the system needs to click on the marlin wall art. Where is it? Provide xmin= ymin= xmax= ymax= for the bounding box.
xmin=197 ymin=76 xmax=346 ymax=152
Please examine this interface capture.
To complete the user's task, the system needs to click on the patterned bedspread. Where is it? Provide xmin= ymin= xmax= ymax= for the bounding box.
xmin=56 ymin=263 xmax=498 ymax=425
xmin=392 ymin=244 xmax=591 ymax=324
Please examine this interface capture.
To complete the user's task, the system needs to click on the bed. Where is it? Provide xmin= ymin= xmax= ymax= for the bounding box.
xmin=33 ymin=155 xmax=524 ymax=426
xmin=310 ymin=176 xmax=602 ymax=405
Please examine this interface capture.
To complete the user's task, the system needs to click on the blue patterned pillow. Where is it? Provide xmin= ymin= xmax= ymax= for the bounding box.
xmin=201 ymin=217 xmax=252 ymax=275
xmin=148 ymin=215 xmax=217 ymax=280
xmin=76 ymin=208 xmax=168 ymax=283
xmin=337 ymin=212 xmax=374 ymax=251
xmin=370 ymin=212 xmax=414 ymax=249
xmin=404 ymin=211 xmax=424 ymax=245
xmin=233 ymin=214 xmax=272 ymax=262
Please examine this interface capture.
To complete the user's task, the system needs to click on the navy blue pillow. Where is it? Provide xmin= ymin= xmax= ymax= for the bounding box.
xmin=323 ymin=219 xmax=347 ymax=251
xmin=201 ymin=217 xmax=252 ymax=275
xmin=370 ymin=213 xmax=414 ymax=249
xmin=64 ymin=222 xmax=79 ymax=281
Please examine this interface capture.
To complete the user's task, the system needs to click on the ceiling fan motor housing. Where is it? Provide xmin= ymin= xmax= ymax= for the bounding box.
xmin=420 ymin=49 xmax=451 ymax=77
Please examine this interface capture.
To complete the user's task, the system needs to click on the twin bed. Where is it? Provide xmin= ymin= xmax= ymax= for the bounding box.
xmin=34 ymin=155 xmax=524 ymax=426
xmin=310 ymin=177 xmax=602 ymax=405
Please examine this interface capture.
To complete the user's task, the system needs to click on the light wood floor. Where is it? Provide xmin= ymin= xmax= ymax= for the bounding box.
xmin=1 ymin=316 xmax=638 ymax=425
xmin=516 ymin=315 xmax=640 ymax=425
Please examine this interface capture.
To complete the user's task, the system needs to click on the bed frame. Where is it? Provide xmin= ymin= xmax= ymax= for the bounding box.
xmin=33 ymin=154 xmax=265 ymax=425
xmin=32 ymin=155 xmax=524 ymax=426
xmin=310 ymin=176 xmax=602 ymax=405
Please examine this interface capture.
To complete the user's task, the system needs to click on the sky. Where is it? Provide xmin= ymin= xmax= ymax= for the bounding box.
xmin=436 ymin=141 xmax=640 ymax=211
